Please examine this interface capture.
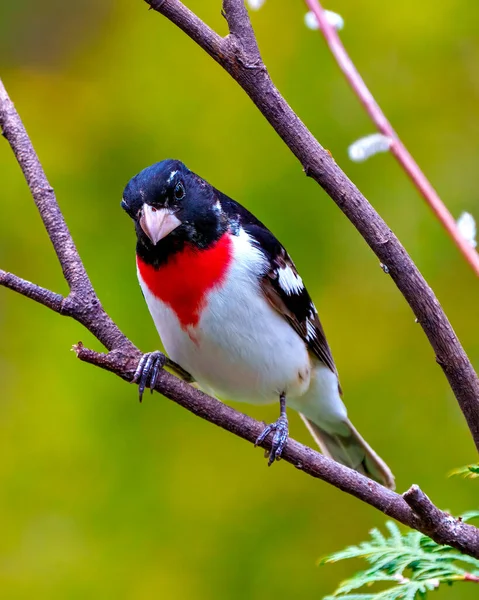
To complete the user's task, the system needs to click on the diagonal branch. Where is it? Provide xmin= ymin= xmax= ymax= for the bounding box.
xmin=1 ymin=4 xmax=479 ymax=560
xmin=149 ymin=0 xmax=224 ymax=60
xmin=0 ymin=79 xmax=131 ymax=353
xmin=75 ymin=343 xmax=479 ymax=558
xmin=304 ymin=0 xmax=479 ymax=278
xmin=0 ymin=80 xmax=90 ymax=293
xmin=145 ymin=0 xmax=479 ymax=453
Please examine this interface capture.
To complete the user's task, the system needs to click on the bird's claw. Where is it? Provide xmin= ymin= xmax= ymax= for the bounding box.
xmin=255 ymin=414 xmax=289 ymax=466
xmin=132 ymin=351 xmax=166 ymax=402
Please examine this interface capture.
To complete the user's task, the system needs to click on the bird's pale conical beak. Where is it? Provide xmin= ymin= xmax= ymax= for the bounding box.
xmin=139 ymin=205 xmax=181 ymax=245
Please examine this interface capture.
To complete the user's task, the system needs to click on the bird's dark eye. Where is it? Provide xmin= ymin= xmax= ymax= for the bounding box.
xmin=174 ymin=182 xmax=185 ymax=200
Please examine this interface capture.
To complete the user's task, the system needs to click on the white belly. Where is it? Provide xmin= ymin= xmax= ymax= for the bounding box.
xmin=138 ymin=231 xmax=311 ymax=404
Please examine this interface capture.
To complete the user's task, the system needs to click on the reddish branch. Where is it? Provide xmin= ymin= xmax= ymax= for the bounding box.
xmin=304 ymin=0 xmax=479 ymax=277
xmin=1 ymin=1 xmax=479 ymax=559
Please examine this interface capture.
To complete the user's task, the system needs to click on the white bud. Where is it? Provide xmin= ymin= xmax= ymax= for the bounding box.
xmin=348 ymin=133 xmax=393 ymax=162
xmin=247 ymin=0 xmax=266 ymax=10
xmin=456 ymin=212 xmax=477 ymax=248
xmin=304 ymin=10 xmax=344 ymax=31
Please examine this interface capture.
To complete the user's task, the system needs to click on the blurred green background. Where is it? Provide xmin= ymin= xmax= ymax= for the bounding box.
xmin=1 ymin=1 xmax=478 ymax=598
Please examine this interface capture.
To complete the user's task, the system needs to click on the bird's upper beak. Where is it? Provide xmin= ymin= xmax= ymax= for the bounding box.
xmin=139 ymin=204 xmax=181 ymax=245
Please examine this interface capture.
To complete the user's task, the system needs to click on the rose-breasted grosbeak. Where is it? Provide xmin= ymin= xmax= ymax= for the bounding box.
xmin=121 ymin=159 xmax=394 ymax=489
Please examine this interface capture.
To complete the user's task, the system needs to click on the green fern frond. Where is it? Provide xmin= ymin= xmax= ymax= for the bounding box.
xmin=461 ymin=510 xmax=479 ymax=522
xmin=449 ymin=464 xmax=479 ymax=479
xmin=321 ymin=518 xmax=479 ymax=599
xmin=324 ymin=577 xmax=438 ymax=600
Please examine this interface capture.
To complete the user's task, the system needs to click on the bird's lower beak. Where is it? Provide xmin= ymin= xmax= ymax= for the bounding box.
xmin=139 ymin=205 xmax=181 ymax=245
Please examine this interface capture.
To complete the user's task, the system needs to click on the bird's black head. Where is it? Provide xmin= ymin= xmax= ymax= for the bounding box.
xmin=121 ymin=159 xmax=227 ymax=265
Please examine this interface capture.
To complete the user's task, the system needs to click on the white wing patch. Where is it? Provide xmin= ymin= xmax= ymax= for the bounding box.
xmin=305 ymin=318 xmax=317 ymax=341
xmin=233 ymin=227 xmax=268 ymax=276
xmin=277 ymin=265 xmax=304 ymax=295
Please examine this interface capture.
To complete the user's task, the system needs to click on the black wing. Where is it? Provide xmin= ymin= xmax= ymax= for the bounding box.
xmin=217 ymin=190 xmax=338 ymax=378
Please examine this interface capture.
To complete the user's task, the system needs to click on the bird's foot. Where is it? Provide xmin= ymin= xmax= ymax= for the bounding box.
xmin=132 ymin=352 xmax=194 ymax=401
xmin=255 ymin=414 xmax=289 ymax=466
xmin=132 ymin=351 xmax=167 ymax=402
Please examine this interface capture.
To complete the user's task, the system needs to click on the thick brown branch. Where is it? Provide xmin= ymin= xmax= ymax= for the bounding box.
xmin=222 ymin=0 xmax=261 ymax=61
xmin=403 ymin=485 xmax=479 ymax=556
xmin=145 ymin=0 xmax=479 ymax=452
xmin=148 ymin=0 xmax=224 ymax=62
xmin=74 ymin=344 xmax=479 ymax=558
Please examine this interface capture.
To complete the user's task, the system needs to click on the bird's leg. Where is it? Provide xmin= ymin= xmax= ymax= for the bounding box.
xmin=132 ymin=351 xmax=194 ymax=402
xmin=255 ymin=392 xmax=289 ymax=466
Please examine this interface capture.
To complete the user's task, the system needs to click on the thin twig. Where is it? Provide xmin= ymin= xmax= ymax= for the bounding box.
xmin=304 ymin=0 xmax=479 ymax=277
xmin=0 ymin=270 xmax=65 ymax=312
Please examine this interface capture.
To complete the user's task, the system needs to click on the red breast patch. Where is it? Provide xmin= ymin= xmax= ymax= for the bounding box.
xmin=137 ymin=234 xmax=233 ymax=329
